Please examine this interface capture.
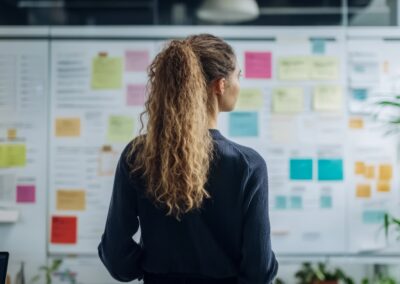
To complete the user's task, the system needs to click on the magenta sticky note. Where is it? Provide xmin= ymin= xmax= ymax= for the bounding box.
xmin=16 ymin=185 xmax=36 ymax=203
xmin=244 ymin=51 xmax=272 ymax=79
xmin=127 ymin=84 xmax=147 ymax=106
xmin=125 ymin=50 xmax=149 ymax=72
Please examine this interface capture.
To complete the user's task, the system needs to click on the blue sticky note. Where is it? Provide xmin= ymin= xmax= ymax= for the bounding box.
xmin=318 ymin=159 xmax=343 ymax=181
xmin=352 ymin=89 xmax=368 ymax=101
xmin=229 ymin=112 xmax=258 ymax=137
xmin=362 ymin=210 xmax=386 ymax=224
xmin=290 ymin=159 xmax=313 ymax=180
xmin=275 ymin=196 xmax=287 ymax=210
xmin=290 ymin=196 xmax=302 ymax=209
xmin=320 ymin=195 xmax=332 ymax=209
xmin=312 ymin=39 xmax=326 ymax=54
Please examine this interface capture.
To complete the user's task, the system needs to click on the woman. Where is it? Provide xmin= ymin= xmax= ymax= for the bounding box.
xmin=98 ymin=34 xmax=278 ymax=284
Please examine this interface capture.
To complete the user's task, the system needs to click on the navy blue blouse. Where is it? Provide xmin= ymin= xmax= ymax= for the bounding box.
xmin=98 ymin=129 xmax=278 ymax=283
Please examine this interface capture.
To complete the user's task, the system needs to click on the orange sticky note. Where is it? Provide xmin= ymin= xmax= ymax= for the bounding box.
xmin=379 ymin=164 xmax=392 ymax=180
xmin=364 ymin=166 xmax=375 ymax=179
xmin=355 ymin=161 xmax=365 ymax=175
xmin=56 ymin=190 xmax=86 ymax=211
xmin=356 ymin=184 xmax=371 ymax=198
xmin=51 ymin=216 xmax=77 ymax=244
xmin=55 ymin=118 xmax=81 ymax=137
xmin=349 ymin=118 xmax=364 ymax=129
xmin=7 ymin=128 xmax=17 ymax=140
xmin=377 ymin=181 xmax=391 ymax=192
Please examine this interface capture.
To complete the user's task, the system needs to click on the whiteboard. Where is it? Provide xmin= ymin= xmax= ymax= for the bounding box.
xmin=0 ymin=39 xmax=48 ymax=276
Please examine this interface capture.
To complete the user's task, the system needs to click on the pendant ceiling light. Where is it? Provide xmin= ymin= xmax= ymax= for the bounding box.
xmin=197 ymin=0 xmax=260 ymax=23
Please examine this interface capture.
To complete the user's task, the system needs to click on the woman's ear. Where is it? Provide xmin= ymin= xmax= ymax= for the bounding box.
xmin=212 ymin=78 xmax=226 ymax=96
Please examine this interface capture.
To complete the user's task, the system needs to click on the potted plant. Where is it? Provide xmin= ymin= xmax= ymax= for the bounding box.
xmin=31 ymin=259 xmax=62 ymax=284
xmin=294 ymin=262 xmax=354 ymax=284
xmin=383 ymin=213 xmax=400 ymax=240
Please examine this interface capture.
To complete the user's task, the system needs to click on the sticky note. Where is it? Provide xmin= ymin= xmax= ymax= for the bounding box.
xmin=290 ymin=196 xmax=302 ymax=209
xmin=362 ymin=210 xmax=386 ymax=224
xmin=275 ymin=196 xmax=287 ymax=209
xmin=244 ymin=51 xmax=272 ymax=79
xmin=355 ymin=161 xmax=366 ymax=175
xmin=310 ymin=57 xmax=338 ymax=80
xmin=378 ymin=164 xmax=392 ymax=180
xmin=364 ymin=166 xmax=375 ymax=179
xmin=290 ymin=159 xmax=313 ymax=180
xmin=0 ymin=144 xmax=26 ymax=168
xmin=311 ymin=39 xmax=326 ymax=54
xmin=55 ymin=118 xmax=81 ymax=137
xmin=91 ymin=56 xmax=122 ymax=90
xmin=229 ymin=112 xmax=258 ymax=137
xmin=278 ymin=57 xmax=310 ymax=80
xmin=320 ymin=195 xmax=332 ymax=209
xmin=377 ymin=181 xmax=391 ymax=192
xmin=272 ymin=87 xmax=304 ymax=113
xmin=16 ymin=185 xmax=35 ymax=203
xmin=107 ymin=115 xmax=135 ymax=143
xmin=313 ymin=86 xmax=342 ymax=111
xmin=51 ymin=216 xmax=77 ymax=244
xmin=127 ymin=84 xmax=147 ymax=106
xmin=7 ymin=129 xmax=17 ymax=140
xmin=235 ymin=89 xmax=263 ymax=111
xmin=318 ymin=159 xmax=343 ymax=181
xmin=351 ymin=89 xmax=368 ymax=101
xmin=349 ymin=118 xmax=364 ymax=129
xmin=125 ymin=50 xmax=149 ymax=72
xmin=356 ymin=184 xmax=371 ymax=198
xmin=56 ymin=190 xmax=86 ymax=211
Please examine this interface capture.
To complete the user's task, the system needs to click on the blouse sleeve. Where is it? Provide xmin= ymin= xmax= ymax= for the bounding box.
xmin=238 ymin=158 xmax=279 ymax=284
xmin=98 ymin=147 xmax=144 ymax=282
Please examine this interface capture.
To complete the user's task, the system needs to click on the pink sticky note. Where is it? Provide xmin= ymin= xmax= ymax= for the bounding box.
xmin=125 ymin=50 xmax=149 ymax=72
xmin=244 ymin=51 xmax=272 ymax=79
xmin=16 ymin=185 xmax=36 ymax=203
xmin=127 ymin=84 xmax=147 ymax=106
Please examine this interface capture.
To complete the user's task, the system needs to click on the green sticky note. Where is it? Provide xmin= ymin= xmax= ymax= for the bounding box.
xmin=91 ymin=56 xmax=123 ymax=90
xmin=313 ymin=85 xmax=342 ymax=111
xmin=320 ymin=195 xmax=332 ymax=209
xmin=290 ymin=196 xmax=302 ymax=209
xmin=107 ymin=115 xmax=134 ymax=143
xmin=235 ymin=89 xmax=263 ymax=111
xmin=278 ymin=57 xmax=310 ymax=80
xmin=310 ymin=57 xmax=338 ymax=80
xmin=272 ymin=87 xmax=304 ymax=113
xmin=275 ymin=196 xmax=287 ymax=210
xmin=290 ymin=159 xmax=313 ymax=180
xmin=362 ymin=210 xmax=386 ymax=224
xmin=318 ymin=159 xmax=343 ymax=181
xmin=0 ymin=144 xmax=26 ymax=168
xmin=229 ymin=112 xmax=258 ymax=137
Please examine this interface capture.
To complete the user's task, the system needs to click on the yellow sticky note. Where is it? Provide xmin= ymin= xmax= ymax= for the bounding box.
xmin=356 ymin=184 xmax=371 ymax=198
xmin=55 ymin=118 xmax=81 ymax=137
xmin=310 ymin=57 xmax=339 ymax=80
xmin=56 ymin=190 xmax=86 ymax=211
xmin=313 ymin=85 xmax=342 ymax=111
xmin=377 ymin=181 xmax=391 ymax=192
xmin=235 ymin=89 xmax=263 ymax=110
xmin=379 ymin=164 xmax=392 ymax=180
xmin=272 ymin=87 xmax=304 ymax=113
xmin=7 ymin=129 xmax=17 ymax=140
xmin=91 ymin=56 xmax=122 ymax=90
xmin=364 ymin=166 xmax=375 ymax=179
xmin=278 ymin=57 xmax=310 ymax=80
xmin=355 ymin=161 xmax=366 ymax=175
xmin=0 ymin=144 xmax=26 ymax=168
xmin=107 ymin=115 xmax=134 ymax=143
xmin=349 ymin=118 xmax=364 ymax=129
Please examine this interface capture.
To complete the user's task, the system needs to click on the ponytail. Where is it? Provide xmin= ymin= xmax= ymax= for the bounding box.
xmin=129 ymin=39 xmax=214 ymax=221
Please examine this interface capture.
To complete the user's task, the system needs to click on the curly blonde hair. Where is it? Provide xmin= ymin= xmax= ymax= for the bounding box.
xmin=128 ymin=34 xmax=236 ymax=221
